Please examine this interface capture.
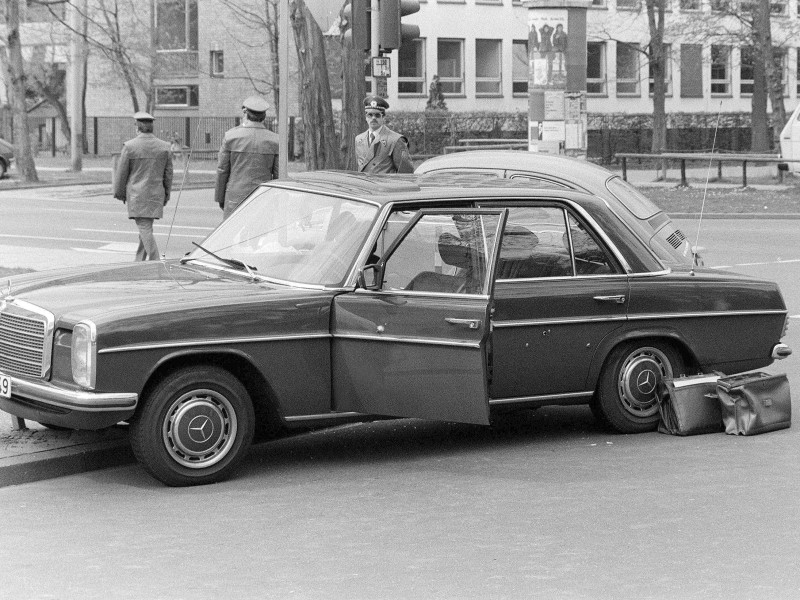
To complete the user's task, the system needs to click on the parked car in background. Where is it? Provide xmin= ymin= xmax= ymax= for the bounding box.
xmin=0 ymin=172 xmax=791 ymax=486
xmin=0 ymin=137 xmax=14 ymax=178
xmin=416 ymin=150 xmax=703 ymax=267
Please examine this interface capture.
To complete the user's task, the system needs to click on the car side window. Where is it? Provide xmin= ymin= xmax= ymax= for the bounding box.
xmin=382 ymin=213 xmax=501 ymax=295
xmin=565 ymin=213 xmax=615 ymax=275
xmin=496 ymin=207 xmax=573 ymax=279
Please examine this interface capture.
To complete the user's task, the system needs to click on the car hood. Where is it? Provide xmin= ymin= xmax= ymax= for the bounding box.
xmin=3 ymin=260 xmax=333 ymax=326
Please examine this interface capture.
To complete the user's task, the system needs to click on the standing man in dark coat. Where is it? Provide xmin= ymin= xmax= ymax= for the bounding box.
xmin=355 ymin=96 xmax=414 ymax=174
xmin=215 ymin=95 xmax=279 ymax=220
xmin=113 ymin=112 xmax=173 ymax=261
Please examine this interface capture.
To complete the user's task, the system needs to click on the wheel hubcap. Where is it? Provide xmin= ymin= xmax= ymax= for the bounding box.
xmin=617 ymin=347 xmax=672 ymax=418
xmin=163 ymin=389 xmax=237 ymax=469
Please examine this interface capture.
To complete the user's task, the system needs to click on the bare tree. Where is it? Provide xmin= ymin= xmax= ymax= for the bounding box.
xmin=337 ymin=2 xmax=366 ymax=170
xmin=646 ymin=0 xmax=667 ymax=154
xmin=1 ymin=0 xmax=39 ymax=182
xmin=219 ymin=0 xmax=282 ymax=112
xmin=290 ymin=0 xmax=339 ymax=169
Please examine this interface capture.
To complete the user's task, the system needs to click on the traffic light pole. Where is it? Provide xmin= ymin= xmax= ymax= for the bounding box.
xmin=370 ymin=0 xmax=382 ymax=95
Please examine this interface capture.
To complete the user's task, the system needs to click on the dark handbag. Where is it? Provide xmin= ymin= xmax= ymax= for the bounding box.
xmin=656 ymin=374 xmax=723 ymax=436
xmin=716 ymin=372 xmax=791 ymax=435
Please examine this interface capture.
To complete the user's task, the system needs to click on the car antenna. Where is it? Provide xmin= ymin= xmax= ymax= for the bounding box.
xmin=691 ymin=100 xmax=723 ymax=276
xmin=162 ymin=120 xmax=204 ymax=261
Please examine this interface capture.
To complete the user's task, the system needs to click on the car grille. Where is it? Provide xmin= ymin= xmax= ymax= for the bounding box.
xmin=0 ymin=301 xmax=54 ymax=379
xmin=666 ymin=229 xmax=687 ymax=249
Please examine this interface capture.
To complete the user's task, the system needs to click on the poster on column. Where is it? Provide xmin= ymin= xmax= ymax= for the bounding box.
xmin=528 ymin=10 xmax=568 ymax=91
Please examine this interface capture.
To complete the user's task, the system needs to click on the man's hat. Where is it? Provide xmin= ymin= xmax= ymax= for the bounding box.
xmin=133 ymin=111 xmax=154 ymax=121
xmin=364 ymin=96 xmax=389 ymax=113
xmin=242 ymin=96 xmax=269 ymax=113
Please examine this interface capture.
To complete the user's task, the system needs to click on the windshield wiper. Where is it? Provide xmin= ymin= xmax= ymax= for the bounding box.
xmin=181 ymin=242 xmax=259 ymax=280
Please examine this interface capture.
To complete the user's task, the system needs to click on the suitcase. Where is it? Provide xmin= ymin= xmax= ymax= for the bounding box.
xmin=656 ymin=374 xmax=723 ymax=436
xmin=716 ymin=372 xmax=791 ymax=435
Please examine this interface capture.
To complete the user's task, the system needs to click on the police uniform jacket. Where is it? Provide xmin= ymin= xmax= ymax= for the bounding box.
xmin=355 ymin=126 xmax=414 ymax=174
xmin=214 ymin=121 xmax=280 ymax=211
xmin=113 ymin=133 xmax=173 ymax=220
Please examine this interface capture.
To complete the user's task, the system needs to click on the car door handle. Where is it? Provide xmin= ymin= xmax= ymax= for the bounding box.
xmin=593 ymin=295 xmax=626 ymax=304
xmin=445 ymin=317 xmax=482 ymax=329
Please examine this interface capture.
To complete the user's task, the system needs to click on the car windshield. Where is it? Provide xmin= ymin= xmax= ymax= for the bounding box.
xmin=185 ymin=187 xmax=379 ymax=286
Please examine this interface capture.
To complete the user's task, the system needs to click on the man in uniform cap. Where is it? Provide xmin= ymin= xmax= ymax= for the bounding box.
xmin=355 ymin=96 xmax=414 ymax=174
xmin=113 ymin=111 xmax=173 ymax=261
xmin=215 ymin=95 xmax=279 ymax=220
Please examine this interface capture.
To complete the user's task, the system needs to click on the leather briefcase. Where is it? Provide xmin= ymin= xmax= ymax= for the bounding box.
xmin=716 ymin=372 xmax=791 ymax=436
xmin=656 ymin=374 xmax=723 ymax=436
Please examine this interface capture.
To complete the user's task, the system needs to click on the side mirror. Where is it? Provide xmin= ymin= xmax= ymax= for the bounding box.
xmin=357 ymin=264 xmax=382 ymax=290
xmin=778 ymin=162 xmax=789 ymax=172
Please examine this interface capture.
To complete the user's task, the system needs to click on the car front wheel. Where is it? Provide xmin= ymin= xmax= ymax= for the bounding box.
xmin=594 ymin=341 xmax=685 ymax=433
xmin=130 ymin=366 xmax=255 ymax=486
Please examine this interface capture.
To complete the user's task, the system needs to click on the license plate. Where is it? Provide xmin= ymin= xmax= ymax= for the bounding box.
xmin=0 ymin=373 xmax=11 ymax=399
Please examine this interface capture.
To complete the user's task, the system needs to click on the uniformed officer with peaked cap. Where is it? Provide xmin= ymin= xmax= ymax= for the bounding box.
xmin=113 ymin=111 xmax=173 ymax=261
xmin=214 ymin=95 xmax=280 ymax=219
xmin=355 ymin=95 xmax=414 ymax=174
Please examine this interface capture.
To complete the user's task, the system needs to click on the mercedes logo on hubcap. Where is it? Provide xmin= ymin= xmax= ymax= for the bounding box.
xmin=636 ymin=369 xmax=657 ymax=395
xmin=187 ymin=415 xmax=215 ymax=444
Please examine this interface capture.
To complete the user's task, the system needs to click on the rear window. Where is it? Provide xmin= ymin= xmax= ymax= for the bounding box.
xmin=605 ymin=177 xmax=662 ymax=220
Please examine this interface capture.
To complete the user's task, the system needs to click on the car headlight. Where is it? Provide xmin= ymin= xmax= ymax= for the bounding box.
xmin=71 ymin=321 xmax=97 ymax=389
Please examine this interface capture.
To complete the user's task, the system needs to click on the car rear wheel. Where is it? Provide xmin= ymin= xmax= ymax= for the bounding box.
xmin=130 ymin=366 xmax=255 ymax=487
xmin=594 ymin=341 xmax=685 ymax=433
xmin=0 ymin=160 xmax=7 ymax=179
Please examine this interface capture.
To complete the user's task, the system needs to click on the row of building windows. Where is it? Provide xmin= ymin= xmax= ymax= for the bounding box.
xmin=394 ymin=38 xmax=800 ymax=100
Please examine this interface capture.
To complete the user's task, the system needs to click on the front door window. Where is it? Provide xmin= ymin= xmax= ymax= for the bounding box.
xmin=382 ymin=212 xmax=501 ymax=295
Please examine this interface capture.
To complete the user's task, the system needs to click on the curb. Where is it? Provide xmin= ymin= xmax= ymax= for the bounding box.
xmin=0 ymin=434 xmax=135 ymax=488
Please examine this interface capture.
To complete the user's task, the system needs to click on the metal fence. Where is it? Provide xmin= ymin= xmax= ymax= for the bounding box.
xmin=4 ymin=115 xmax=291 ymax=158
xmin=2 ymin=111 xmax=774 ymax=164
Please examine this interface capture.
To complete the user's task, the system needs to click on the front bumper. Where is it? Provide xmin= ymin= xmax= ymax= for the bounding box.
xmin=0 ymin=371 xmax=137 ymax=430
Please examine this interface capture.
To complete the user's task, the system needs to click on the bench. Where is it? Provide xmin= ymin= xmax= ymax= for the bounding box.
xmin=615 ymin=152 xmax=800 ymax=187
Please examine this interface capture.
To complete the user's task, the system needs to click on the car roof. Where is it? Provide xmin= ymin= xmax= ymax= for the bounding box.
xmin=415 ymin=150 xmax=616 ymax=192
xmin=266 ymin=170 xmax=606 ymax=209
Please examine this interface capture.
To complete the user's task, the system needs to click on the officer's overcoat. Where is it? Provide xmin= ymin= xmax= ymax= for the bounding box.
xmin=113 ymin=133 xmax=173 ymax=219
xmin=355 ymin=127 xmax=414 ymax=174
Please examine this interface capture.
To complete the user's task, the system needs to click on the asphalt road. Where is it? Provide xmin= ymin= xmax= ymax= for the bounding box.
xmin=0 ymin=194 xmax=799 ymax=599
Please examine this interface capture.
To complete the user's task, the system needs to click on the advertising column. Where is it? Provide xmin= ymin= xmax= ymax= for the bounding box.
xmin=525 ymin=0 xmax=589 ymax=157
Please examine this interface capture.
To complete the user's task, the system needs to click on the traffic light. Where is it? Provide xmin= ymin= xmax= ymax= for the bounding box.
xmin=342 ymin=0 xmax=370 ymax=53
xmin=378 ymin=0 xmax=420 ymax=52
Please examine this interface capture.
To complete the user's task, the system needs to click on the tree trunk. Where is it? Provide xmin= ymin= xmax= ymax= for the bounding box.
xmin=646 ymin=0 xmax=667 ymax=156
xmin=2 ymin=0 xmax=38 ymax=182
xmin=290 ymin=0 xmax=340 ymax=170
xmin=750 ymin=3 xmax=770 ymax=152
xmin=339 ymin=1 xmax=367 ymax=170
xmin=756 ymin=0 xmax=785 ymax=149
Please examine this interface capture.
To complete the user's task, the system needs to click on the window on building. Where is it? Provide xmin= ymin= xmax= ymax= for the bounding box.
xmin=617 ymin=0 xmax=639 ymax=9
xmin=155 ymin=85 xmax=200 ymax=107
xmin=771 ymin=47 xmax=787 ymax=96
xmin=587 ymin=42 xmax=607 ymax=95
xmin=797 ymin=48 xmax=800 ymax=95
xmin=771 ymin=0 xmax=788 ymax=14
xmin=679 ymin=0 xmax=701 ymax=9
xmin=24 ymin=0 xmax=65 ymax=21
xmin=710 ymin=0 xmax=730 ymax=10
xmin=438 ymin=39 xmax=464 ymax=95
xmin=210 ymin=50 xmax=224 ymax=77
xmin=156 ymin=0 xmax=199 ymax=51
xmin=740 ymin=46 xmax=754 ymax=95
xmin=740 ymin=0 xmax=755 ymax=12
xmin=648 ymin=44 xmax=672 ymax=96
xmin=591 ymin=0 xmax=607 ymax=6
xmin=475 ymin=39 xmax=502 ymax=95
xmin=616 ymin=42 xmax=640 ymax=95
xmin=711 ymin=45 xmax=731 ymax=95
xmin=512 ymin=40 xmax=529 ymax=95
xmin=399 ymin=39 xmax=426 ymax=95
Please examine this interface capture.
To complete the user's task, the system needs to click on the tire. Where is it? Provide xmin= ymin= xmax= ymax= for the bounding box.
xmin=0 ymin=160 xmax=6 ymax=179
xmin=130 ymin=366 xmax=255 ymax=487
xmin=594 ymin=341 xmax=685 ymax=433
